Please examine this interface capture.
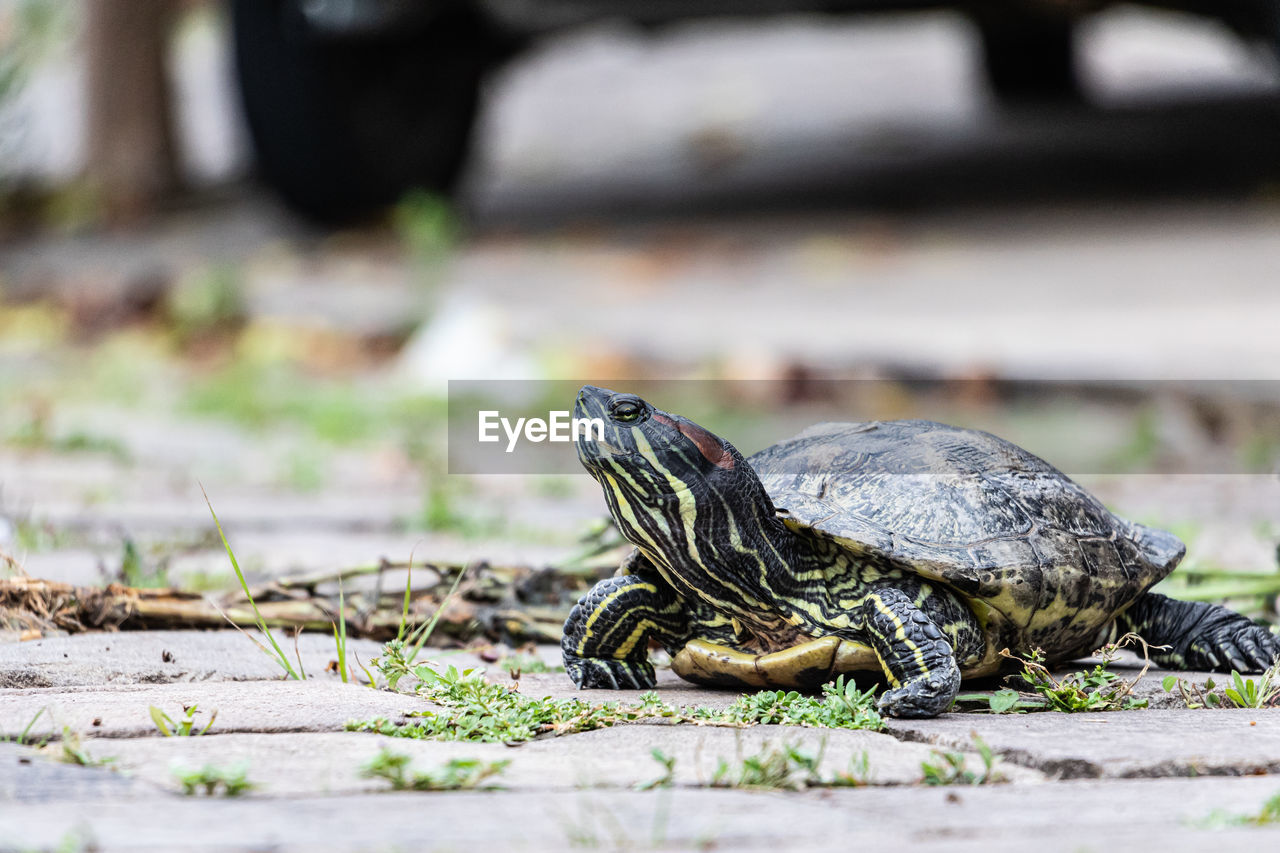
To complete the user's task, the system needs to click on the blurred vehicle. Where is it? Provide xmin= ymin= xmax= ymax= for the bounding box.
xmin=232 ymin=0 xmax=1280 ymax=221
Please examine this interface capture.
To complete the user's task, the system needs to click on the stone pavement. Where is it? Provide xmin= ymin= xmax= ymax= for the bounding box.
xmin=3 ymin=775 xmax=1280 ymax=852
xmin=890 ymin=708 xmax=1280 ymax=778
xmin=1 ymin=632 xmax=1278 ymax=852
xmin=4 ymin=9 xmax=1280 ymax=849
xmin=0 ymin=631 xmax=388 ymax=689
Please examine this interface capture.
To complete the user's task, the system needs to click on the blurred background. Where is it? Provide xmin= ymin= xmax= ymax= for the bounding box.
xmin=1 ymin=0 xmax=1279 ymax=634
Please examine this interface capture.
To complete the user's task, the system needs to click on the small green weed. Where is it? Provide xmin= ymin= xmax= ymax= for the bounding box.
xmin=360 ymin=748 xmax=508 ymax=791
xmin=52 ymin=728 xmax=111 ymax=767
xmin=118 ymin=537 xmax=169 ymax=588
xmin=149 ymin=704 xmax=216 ymax=737
xmin=349 ymin=667 xmax=684 ymax=743
xmin=1 ymin=708 xmax=48 ymax=747
xmin=1243 ymin=791 xmax=1280 ymax=825
xmin=1197 ymin=790 xmax=1280 ymax=828
xmin=1004 ymin=635 xmax=1150 ymax=712
xmin=829 ymin=750 xmax=874 ymax=787
xmin=709 ymin=741 xmax=824 ymax=791
xmin=12 ymin=517 xmax=70 ymax=553
xmin=715 ymin=676 xmax=884 ymax=730
xmin=920 ymin=734 xmax=1003 ymax=786
xmin=352 ymin=648 xmax=884 ymax=744
xmin=1161 ymin=673 xmax=1223 ymax=709
xmin=642 ymin=740 xmax=876 ymax=791
xmin=1164 ymin=661 xmax=1280 ymax=710
xmin=952 ymin=688 xmax=1042 ymax=713
xmin=173 ymin=763 xmax=254 ymax=797
xmin=370 ymin=569 xmax=471 ymax=692
xmin=637 ymin=748 xmax=677 ymax=790
xmin=1222 ymin=665 xmax=1280 ymax=709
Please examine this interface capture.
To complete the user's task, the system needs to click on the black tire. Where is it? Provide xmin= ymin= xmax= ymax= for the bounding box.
xmin=972 ymin=10 xmax=1080 ymax=104
xmin=230 ymin=1 xmax=495 ymax=222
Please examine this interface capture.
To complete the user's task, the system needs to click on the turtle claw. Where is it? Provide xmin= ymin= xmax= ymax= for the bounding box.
xmin=1128 ymin=595 xmax=1280 ymax=675
xmin=564 ymin=653 xmax=656 ymax=690
xmin=875 ymin=665 xmax=962 ymax=719
xmin=1221 ymin=624 xmax=1279 ymax=673
xmin=1237 ymin=625 xmax=1280 ymax=672
xmin=1188 ymin=621 xmax=1279 ymax=674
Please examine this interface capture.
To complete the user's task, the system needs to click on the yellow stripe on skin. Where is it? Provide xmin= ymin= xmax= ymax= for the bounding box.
xmin=867 ymin=592 xmax=931 ymax=687
xmin=633 ymin=431 xmax=703 ymax=563
xmin=613 ymin=619 xmax=655 ymax=658
xmin=611 ymin=436 xmax=773 ymax=618
xmin=576 ymin=581 xmax=658 ymax=654
xmin=597 ymin=471 xmax=666 ymax=555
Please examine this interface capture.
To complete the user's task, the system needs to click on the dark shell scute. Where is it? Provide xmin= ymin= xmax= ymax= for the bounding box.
xmin=749 ymin=419 xmax=1181 ymax=623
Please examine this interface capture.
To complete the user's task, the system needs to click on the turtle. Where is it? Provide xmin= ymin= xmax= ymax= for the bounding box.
xmin=561 ymin=385 xmax=1280 ymax=718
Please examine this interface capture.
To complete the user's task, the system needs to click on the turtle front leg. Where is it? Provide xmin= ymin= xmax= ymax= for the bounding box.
xmin=562 ymin=574 xmax=689 ymax=690
xmin=862 ymin=588 xmax=962 ymax=718
xmin=1117 ymin=592 xmax=1279 ymax=673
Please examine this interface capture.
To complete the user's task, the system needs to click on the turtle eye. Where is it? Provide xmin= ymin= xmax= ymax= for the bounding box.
xmin=610 ymin=399 xmax=642 ymax=422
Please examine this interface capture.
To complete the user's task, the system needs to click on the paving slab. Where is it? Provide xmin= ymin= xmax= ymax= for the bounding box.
xmin=889 ymin=707 xmax=1280 ymax=778
xmin=91 ymin=723 xmax=1039 ymax=797
xmin=0 ymin=680 xmax=424 ymax=741
xmin=0 ymin=742 xmax=159 ymax=803
xmin=0 ymin=630 xmax=388 ymax=688
xmin=2 ymin=775 xmax=1279 ymax=853
xmin=515 ymin=668 xmax=746 ymax=711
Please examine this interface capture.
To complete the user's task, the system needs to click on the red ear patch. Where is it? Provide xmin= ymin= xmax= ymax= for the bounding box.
xmin=677 ymin=420 xmax=735 ymax=470
xmin=651 ymin=413 xmax=734 ymax=469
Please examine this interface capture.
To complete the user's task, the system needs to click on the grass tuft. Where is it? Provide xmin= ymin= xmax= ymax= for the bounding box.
xmin=149 ymin=704 xmax=216 ymax=737
xmin=920 ymin=734 xmax=1004 ymax=785
xmin=173 ymin=763 xmax=254 ymax=797
xmin=708 ymin=741 xmax=825 ymax=791
xmin=332 ymin=577 xmax=349 ymax=684
xmin=201 ymin=484 xmax=302 ymax=680
xmin=361 ymin=748 xmax=508 ymax=791
xmin=1 ymin=708 xmax=48 ymax=747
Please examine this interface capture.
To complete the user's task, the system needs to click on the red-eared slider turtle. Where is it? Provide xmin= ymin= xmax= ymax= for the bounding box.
xmin=562 ymin=386 xmax=1280 ymax=718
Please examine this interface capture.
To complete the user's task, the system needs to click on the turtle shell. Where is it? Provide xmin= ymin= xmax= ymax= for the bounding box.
xmin=748 ymin=420 xmax=1184 ymax=657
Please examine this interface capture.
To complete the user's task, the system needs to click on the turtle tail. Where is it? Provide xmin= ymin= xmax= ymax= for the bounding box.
xmin=1127 ymin=522 xmax=1186 ymax=574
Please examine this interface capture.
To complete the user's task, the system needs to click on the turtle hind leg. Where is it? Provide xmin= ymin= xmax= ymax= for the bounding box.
xmin=561 ymin=574 xmax=689 ymax=690
xmin=862 ymin=587 xmax=963 ymax=718
xmin=1118 ymin=592 xmax=1279 ymax=673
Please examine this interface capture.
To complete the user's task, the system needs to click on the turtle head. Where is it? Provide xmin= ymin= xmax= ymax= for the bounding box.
xmin=574 ymin=385 xmax=778 ymax=560
xmin=574 ymin=386 xmax=805 ymax=630
xmin=574 ymin=386 xmax=743 ymax=499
